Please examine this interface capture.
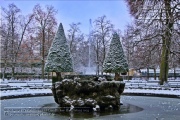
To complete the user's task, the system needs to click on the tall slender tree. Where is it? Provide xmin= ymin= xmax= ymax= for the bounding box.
xmin=67 ymin=22 xmax=84 ymax=72
xmin=45 ymin=23 xmax=73 ymax=80
xmin=92 ymin=15 xmax=114 ymax=75
xmin=33 ymin=4 xmax=57 ymax=79
xmin=103 ymin=33 xmax=128 ymax=80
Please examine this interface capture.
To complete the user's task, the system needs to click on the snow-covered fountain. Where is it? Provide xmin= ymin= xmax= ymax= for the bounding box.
xmin=52 ymin=75 xmax=125 ymax=111
xmin=0 ymin=23 xmax=145 ymax=120
xmin=44 ymin=23 xmax=127 ymax=116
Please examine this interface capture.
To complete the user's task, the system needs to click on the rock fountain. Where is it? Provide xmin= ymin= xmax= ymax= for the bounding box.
xmin=51 ymin=75 xmax=125 ymax=112
xmin=45 ymin=23 xmax=127 ymax=112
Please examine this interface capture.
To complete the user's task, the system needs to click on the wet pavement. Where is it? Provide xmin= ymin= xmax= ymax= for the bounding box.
xmin=1 ymin=95 xmax=180 ymax=120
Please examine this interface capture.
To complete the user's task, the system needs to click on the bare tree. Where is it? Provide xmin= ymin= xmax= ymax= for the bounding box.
xmin=91 ymin=15 xmax=114 ymax=75
xmin=66 ymin=22 xmax=85 ymax=72
xmin=169 ymin=31 xmax=180 ymax=79
xmin=126 ymin=0 xmax=179 ymax=84
xmin=1 ymin=21 xmax=11 ymax=79
xmin=91 ymin=33 xmax=101 ymax=75
xmin=33 ymin=4 xmax=57 ymax=79
xmin=122 ymin=25 xmax=137 ymax=79
xmin=1 ymin=4 xmax=34 ymax=79
xmin=67 ymin=22 xmax=81 ymax=53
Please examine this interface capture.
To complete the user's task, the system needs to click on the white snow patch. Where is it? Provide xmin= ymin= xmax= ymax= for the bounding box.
xmin=93 ymin=107 xmax=97 ymax=111
xmin=98 ymin=77 xmax=106 ymax=81
xmin=105 ymin=95 xmax=115 ymax=98
xmin=95 ymin=105 xmax=100 ymax=109
xmin=62 ymin=79 xmax=73 ymax=82
xmin=77 ymin=98 xmax=84 ymax=106
xmin=63 ymin=96 xmax=73 ymax=104
xmin=0 ymin=78 xmax=180 ymax=98
xmin=124 ymin=89 xmax=180 ymax=95
xmin=85 ymin=98 xmax=97 ymax=106
xmin=74 ymin=77 xmax=80 ymax=81
xmin=85 ymin=98 xmax=94 ymax=102
xmin=69 ymin=105 xmax=74 ymax=111
xmin=0 ymin=88 xmax=51 ymax=97
xmin=93 ymin=105 xmax=100 ymax=112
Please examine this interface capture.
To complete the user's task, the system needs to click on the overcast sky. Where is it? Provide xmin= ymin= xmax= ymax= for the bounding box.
xmin=1 ymin=0 xmax=133 ymax=35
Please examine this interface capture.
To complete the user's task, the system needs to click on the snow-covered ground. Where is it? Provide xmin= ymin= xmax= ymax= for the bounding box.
xmin=124 ymin=89 xmax=180 ymax=96
xmin=0 ymin=88 xmax=52 ymax=97
xmin=0 ymin=78 xmax=180 ymax=98
xmin=0 ymin=79 xmax=52 ymax=98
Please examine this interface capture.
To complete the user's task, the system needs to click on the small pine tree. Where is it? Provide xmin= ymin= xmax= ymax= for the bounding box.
xmin=45 ymin=23 xmax=73 ymax=80
xmin=103 ymin=32 xmax=128 ymax=80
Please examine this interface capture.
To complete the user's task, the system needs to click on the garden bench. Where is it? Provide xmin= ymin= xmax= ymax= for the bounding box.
xmin=27 ymin=83 xmax=44 ymax=87
xmin=0 ymin=83 xmax=9 ymax=88
xmin=169 ymin=83 xmax=180 ymax=88
xmin=130 ymin=83 xmax=146 ymax=87
xmin=129 ymin=83 xmax=146 ymax=89
xmin=0 ymin=87 xmax=22 ymax=91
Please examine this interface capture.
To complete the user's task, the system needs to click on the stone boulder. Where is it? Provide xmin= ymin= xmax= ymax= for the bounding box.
xmin=52 ymin=76 xmax=125 ymax=111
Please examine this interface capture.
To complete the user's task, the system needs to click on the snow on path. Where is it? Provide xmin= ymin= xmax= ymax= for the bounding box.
xmin=1 ymin=78 xmax=180 ymax=98
xmin=124 ymin=88 xmax=180 ymax=95
xmin=0 ymin=88 xmax=51 ymax=97
xmin=1 ymin=88 xmax=180 ymax=98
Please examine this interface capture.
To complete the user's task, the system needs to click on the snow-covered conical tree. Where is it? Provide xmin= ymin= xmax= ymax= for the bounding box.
xmin=45 ymin=23 xmax=73 ymax=80
xmin=103 ymin=32 xmax=128 ymax=80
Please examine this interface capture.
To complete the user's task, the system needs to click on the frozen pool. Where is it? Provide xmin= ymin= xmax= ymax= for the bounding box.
xmin=1 ymin=96 xmax=180 ymax=120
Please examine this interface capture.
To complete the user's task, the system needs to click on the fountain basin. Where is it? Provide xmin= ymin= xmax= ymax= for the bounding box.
xmin=41 ymin=102 xmax=143 ymax=118
xmin=52 ymin=75 xmax=125 ymax=111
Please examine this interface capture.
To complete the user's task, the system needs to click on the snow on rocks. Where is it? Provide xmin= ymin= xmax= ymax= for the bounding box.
xmin=98 ymin=77 xmax=106 ymax=82
xmin=69 ymin=105 xmax=74 ymax=111
xmin=93 ymin=105 xmax=100 ymax=112
xmin=62 ymin=79 xmax=73 ymax=82
xmin=85 ymin=98 xmax=97 ymax=106
xmin=77 ymin=98 xmax=85 ymax=106
xmin=52 ymin=78 xmax=125 ymax=110
xmin=105 ymin=95 xmax=115 ymax=99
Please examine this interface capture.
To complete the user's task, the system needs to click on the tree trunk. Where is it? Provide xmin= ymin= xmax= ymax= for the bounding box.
xmin=11 ymin=66 xmax=15 ymax=79
xmin=147 ymin=67 xmax=149 ymax=80
xmin=159 ymin=0 xmax=173 ymax=85
xmin=159 ymin=37 xmax=170 ymax=85
xmin=3 ymin=66 xmax=7 ymax=81
xmin=96 ymin=62 xmax=99 ymax=76
xmin=11 ymin=21 xmax=15 ymax=79
xmin=41 ymin=29 xmax=45 ymax=79
xmin=114 ymin=73 xmax=120 ymax=81
xmin=96 ymin=40 xmax=99 ymax=75
xmin=48 ymin=72 xmax=49 ymax=80
xmin=56 ymin=72 xmax=62 ymax=81
xmin=101 ymin=46 xmax=106 ymax=75
xmin=174 ymin=67 xmax=176 ymax=80
xmin=127 ymin=69 xmax=130 ymax=81
xmin=101 ymin=35 xmax=106 ymax=75
xmin=153 ymin=68 xmax=156 ymax=80
xmin=101 ymin=66 xmax=103 ymax=75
